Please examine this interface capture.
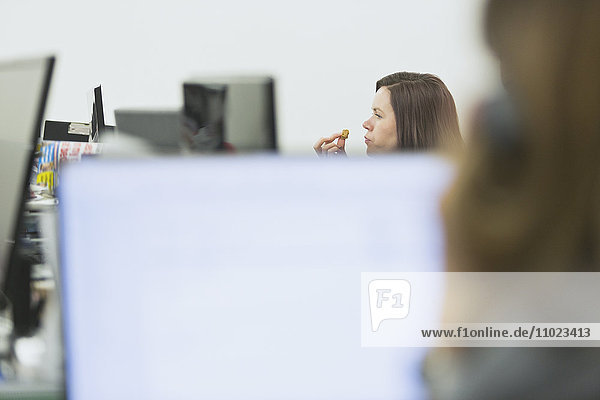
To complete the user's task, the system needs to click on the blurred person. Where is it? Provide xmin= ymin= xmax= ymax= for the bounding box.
xmin=313 ymin=72 xmax=462 ymax=157
xmin=445 ymin=0 xmax=600 ymax=274
xmin=425 ymin=1 xmax=600 ymax=399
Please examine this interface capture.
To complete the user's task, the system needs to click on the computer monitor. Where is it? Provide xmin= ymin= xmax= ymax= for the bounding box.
xmin=0 ymin=56 xmax=54 ymax=287
xmin=43 ymin=84 xmax=112 ymax=143
xmin=58 ymin=155 xmax=452 ymax=400
xmin=91 ymin=85 xmax=114 ymax=141
xmin=183 ymin=76 xmax=277 ymax=152
xmin=114 ymin=109 xmax=183 ymax=152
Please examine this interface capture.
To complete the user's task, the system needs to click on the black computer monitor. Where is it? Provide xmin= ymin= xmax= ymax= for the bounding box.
xmin=44 ymin=84 xmax=113 ymax=143
xmin=0 ymin=56 xmax=54 ymax=288
xmin=91 ymin=85 xmax=114 ymax=141
xmin=183 ymin=76 xmax=277 ymax=152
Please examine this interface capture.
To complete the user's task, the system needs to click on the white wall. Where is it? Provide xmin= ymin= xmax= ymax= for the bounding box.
xmin=1 ymin=0 xmax=499 ymax=155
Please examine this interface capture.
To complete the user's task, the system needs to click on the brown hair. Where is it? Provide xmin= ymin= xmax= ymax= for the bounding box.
xmin=443 ymin=0 xmax=600 ymax=272
xmin=376 ymin=72 xmax=462 ymax=151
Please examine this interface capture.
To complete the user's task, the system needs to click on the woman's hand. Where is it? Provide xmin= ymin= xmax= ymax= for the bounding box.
xmin=313 ymin=132 xmax=347 ymax=158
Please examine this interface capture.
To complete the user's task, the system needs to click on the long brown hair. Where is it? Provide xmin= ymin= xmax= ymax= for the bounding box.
xmin=443 ymin=0 xmax=600 ymax=272
xmin=376 ymin=72 xmax=462 ymax=151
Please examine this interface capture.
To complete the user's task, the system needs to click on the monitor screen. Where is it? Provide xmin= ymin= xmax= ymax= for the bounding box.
xmin=0 ymin=56 xmax=54 ymax=286
xmin=58 ymin=155 xmax=453 ymax=400
xmin=184 ymin=76 xmax=276 ymax=152
xmin=114 ymin=109 xmax=182 ymax=151
xmin=92 ymin=85 xmax=113 ymax=141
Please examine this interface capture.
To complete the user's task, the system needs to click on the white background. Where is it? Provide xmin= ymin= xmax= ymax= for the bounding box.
xmin=1 ymin=0 xmax=499 ymax=155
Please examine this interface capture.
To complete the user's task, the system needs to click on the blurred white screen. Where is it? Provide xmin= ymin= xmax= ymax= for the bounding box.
xmin=59 ymin=155 xmax=453 ymax=400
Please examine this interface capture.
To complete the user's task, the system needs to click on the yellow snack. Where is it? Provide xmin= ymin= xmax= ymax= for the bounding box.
xmin=340 ymin=129 xmax=350 ymax=139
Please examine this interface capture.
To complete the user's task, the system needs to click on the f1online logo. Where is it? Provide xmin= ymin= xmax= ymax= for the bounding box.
xmin=368 ymin=279 xmax=411 ymax=332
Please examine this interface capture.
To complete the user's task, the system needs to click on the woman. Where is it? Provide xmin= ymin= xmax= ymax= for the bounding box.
xmin=313 ymin=72 xmax=462 ymax=156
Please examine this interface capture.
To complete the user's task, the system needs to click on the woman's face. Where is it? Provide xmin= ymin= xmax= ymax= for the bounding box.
xmin=362 ymin=87 xmax=398 ymax=155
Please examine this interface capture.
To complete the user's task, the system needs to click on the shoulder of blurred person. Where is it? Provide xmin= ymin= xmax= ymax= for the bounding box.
xmin=423 ymin=347 xmax=600 ymax=400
